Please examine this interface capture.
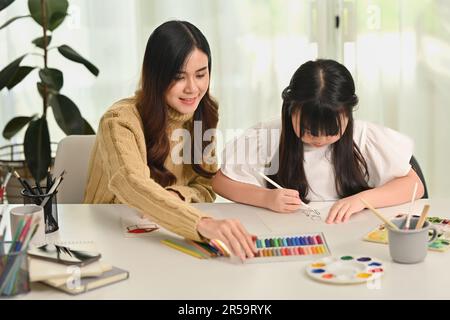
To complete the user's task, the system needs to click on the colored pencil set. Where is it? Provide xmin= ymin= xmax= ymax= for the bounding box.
xmin=0 ymin=171 xmax=12 ymax=203
xmin=0 ymin=213 xmax=41 ymax=296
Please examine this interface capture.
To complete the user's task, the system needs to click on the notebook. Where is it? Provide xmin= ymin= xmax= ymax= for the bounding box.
xmin=27 ymin=241 xmax=101 ymax=266
xmin=42 ymin=265 xmax=129 ymax=295
xmin=29 ymin=258 xmax=108 ymax=282
xmin=364 ymin=215 xmax=450 ymax=252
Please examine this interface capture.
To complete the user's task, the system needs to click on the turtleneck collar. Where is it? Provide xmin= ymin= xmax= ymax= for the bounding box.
xmin=167 ymin=106 xmax=194 ymax=127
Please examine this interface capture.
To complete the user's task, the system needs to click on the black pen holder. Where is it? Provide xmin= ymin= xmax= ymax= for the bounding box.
xmin=21 ymin=187 xmax=59 ymax=234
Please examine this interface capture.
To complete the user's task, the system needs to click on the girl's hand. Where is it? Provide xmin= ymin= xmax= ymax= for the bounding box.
xmin=326 ymin=194 xmax=366 ymax=223
xmin=196 ymin=217 xmax=257 ymax=261
xmin=264 ymin=189 xmax=303 ymax=213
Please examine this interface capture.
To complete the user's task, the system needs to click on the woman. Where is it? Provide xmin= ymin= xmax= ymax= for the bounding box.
xmin=84 ymin=20 xmax=256 ymax=260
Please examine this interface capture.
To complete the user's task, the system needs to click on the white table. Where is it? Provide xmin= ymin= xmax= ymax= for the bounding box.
xmin=2 ymin=199 xmax=450 ymax=300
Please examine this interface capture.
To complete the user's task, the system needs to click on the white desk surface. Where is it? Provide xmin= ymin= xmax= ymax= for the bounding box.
xmin=2 ymin=199 xmax=450 ymax=300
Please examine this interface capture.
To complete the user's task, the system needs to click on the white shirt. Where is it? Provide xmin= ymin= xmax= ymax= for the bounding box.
xmin=220 ymin=119 xmax=413 ymax=201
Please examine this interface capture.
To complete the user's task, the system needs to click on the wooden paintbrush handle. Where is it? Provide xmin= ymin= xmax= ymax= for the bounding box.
xmin=415 ymin=204 xmax=430 ymax=230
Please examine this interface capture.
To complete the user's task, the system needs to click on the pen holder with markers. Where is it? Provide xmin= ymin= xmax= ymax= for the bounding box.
xmin=21 ymin=187 xmax=59 ymax=234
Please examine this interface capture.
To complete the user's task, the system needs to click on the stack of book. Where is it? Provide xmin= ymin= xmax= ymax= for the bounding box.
xmin=28 ymin=242 xmax=129 ymax=295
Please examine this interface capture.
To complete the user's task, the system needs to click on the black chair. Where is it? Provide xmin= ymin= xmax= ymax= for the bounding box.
xmin=410 ymin=155 xmax=428 ymax=198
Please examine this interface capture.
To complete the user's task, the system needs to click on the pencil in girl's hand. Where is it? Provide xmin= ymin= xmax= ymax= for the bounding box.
xmin=252 ymin=169 xmax=321 ymax=216
xmin=254 ymin=170 xmax=283 ymax=189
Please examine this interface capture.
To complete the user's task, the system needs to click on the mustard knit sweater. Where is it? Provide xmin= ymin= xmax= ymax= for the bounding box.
xmin=83 ymin=97 xmax=216 ymax=241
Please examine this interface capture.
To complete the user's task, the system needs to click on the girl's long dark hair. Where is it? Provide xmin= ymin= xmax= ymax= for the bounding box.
xmin=136 ymin=20 xmax=218 ymax=187
xmin=268 ymin=59 xmax=371 ymax=202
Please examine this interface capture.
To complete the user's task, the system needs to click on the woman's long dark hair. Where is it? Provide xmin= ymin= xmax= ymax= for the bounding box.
xmin=268 ymin=59 xmax=371 ymax=202
xmin=136 ymin=20 xmax=218 ymax=187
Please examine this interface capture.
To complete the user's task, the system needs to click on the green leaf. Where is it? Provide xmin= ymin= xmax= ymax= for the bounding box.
xmin=24 ymin=117 xmax=51 ymax=181
xmin=0 ymin=0 xmax=15 ymax=12
xmin=0 ymin=54 xmax=26 ymax=91
xmin=39 ymin=67 xmax=63 ymax=91
xmin=32 ymin=35 xmax=52 ymax=49
xmin=58 ymin=45 xmax=99 ymax=76
xmin=36 ymin=82 xmax=57 ymax=100
xmin=81 ymin=118 xmax=95 ymax=134
xmin=28 ymin=0 xmax=68 ymax=31
xmin=0 ymin=14 xmax=31 ymax=29
xmin=49 ymin=94 xmax=84 ymax=135
xmin=48 ymin=11 xmax=66 ymax=30
xmin=7 ymin=66 xmax=35 ymax=89
xmin=2 ymin=115 xmax=36 ymax=139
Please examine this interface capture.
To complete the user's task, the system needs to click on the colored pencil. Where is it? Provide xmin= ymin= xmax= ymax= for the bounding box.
xmin=1 ymin=171 xmax=12 ymax=189
xmin=209 ymin=239 xmax=232 ymax=257
xmin=161 ymin=239 xmax=205 ymax=259
xmin=187 ymin=240 xmax=214 ymax=257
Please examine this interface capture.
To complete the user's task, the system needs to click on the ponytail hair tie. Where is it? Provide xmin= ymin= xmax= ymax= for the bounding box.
xmin=282 ymin=86 xmax=291 ymax=101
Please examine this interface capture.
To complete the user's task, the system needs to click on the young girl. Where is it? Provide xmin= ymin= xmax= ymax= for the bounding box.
xmin=84 ymin=20 xmax=256 ymax=259
xmin=212 ymin=59 xmax=424 ymax=223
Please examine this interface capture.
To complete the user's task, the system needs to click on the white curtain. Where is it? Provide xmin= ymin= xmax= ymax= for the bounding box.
xmin=1 ymin=0 xmax=449 ymax=197
xmin=1 ymin=0 xmax=315 ymax=154
xmin=342 ymin=0 xmax=450 ymax=197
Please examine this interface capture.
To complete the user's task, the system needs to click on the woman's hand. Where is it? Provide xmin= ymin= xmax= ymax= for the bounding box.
xmin=264 ymin=189 xmax=302 ymax=213
xmin=326 ymin=194 xmax=366 ymax=223
xmin=196 ymin=217 xmax=257 ymax=261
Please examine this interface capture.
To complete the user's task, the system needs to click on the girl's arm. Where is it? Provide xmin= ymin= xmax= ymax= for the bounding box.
xmin=360 ymin=168 xmax=424 ymax=207
xmin=212 ymin=170 xmax=302 ymax=213
xmin=327 ymin=169 xmax=425 ymax=223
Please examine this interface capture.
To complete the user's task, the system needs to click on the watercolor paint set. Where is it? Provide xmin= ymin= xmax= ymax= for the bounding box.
xmin=244 ymin=232 xmax=331 ymax=264
xmin=364 ymin=214 xmax=450 ymax=252
xmin=306 ymin=255 xmax=384 ymax=284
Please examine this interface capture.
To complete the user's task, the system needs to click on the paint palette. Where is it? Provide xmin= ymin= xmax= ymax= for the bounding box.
xmin=306 ymin=255 xmax=384 ymax=284
xmin=245 ymin=232 xmax=331 ymax=264
xmin=364 ymin=214 xmax=450 ymax=252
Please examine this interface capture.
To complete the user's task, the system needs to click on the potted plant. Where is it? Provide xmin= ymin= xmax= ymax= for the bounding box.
xmin=0 ymin=0 xmax=98 ymax=182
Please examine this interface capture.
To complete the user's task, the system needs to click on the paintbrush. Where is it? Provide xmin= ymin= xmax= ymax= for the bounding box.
xmin=251 ymin=169 xmax=322 ymax=217
xmin=405 ymin=182 xmax=418 ymax=230
xmin=360 ymin=198 xmax=399 ymax=230
xmin=415 ymin=204 xmax=430 ymax=230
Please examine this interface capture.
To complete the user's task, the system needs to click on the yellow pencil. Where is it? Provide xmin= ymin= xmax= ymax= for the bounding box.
xmin=161 ymin=239 xmax=205 ymax=259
